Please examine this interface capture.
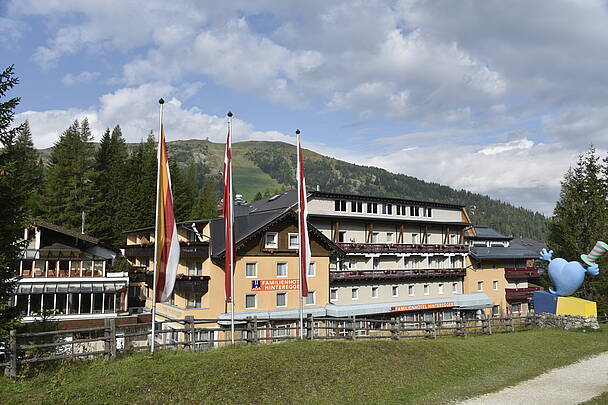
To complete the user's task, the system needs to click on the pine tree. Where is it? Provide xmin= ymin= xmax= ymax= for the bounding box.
xmin=190 ymin=180 xmax=219 ymax=219
xmin=124 ymin=133 xmax=157 ymax=229
xmin=14 ymin=121 xmax=44 ymax=217
xmin=547 ymin=146 xmax=608 ymax=314
xmin=89 ymin=126 xmax=129 ymax=247
xmin=41 ymin=120 xmax=94 ymax=230
xmin=169 ymin=159 xmax=191 ymax=222
xmin=0 ymin=65 xmax=26 ymax=331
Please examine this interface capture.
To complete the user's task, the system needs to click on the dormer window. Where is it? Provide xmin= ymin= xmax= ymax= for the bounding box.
xmin=265 ymin=232 xmax=278 ymax=248
xmin=288 ymin=233 xmax=299 ymax=249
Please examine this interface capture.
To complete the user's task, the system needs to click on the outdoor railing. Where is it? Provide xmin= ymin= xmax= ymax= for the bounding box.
xmin=504 ymin=267 xmax=541 ymax=279
xmin=338 ymin=243 xmax=469 ymax=254
xmin=0 ymin=314 xmax=543 ymax=379
xmin=330 ymin=268 xmax=466 ymax=281
xmin=505 ymin=287 xmax=542 ymax=301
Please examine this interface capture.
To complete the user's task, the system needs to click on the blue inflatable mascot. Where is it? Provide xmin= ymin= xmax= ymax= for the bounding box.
xmin=538 ymin=241 xmax=606 ymax=296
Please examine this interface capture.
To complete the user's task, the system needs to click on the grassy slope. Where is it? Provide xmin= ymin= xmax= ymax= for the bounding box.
xmin=2 ymin=327 xmax=607 ymax=404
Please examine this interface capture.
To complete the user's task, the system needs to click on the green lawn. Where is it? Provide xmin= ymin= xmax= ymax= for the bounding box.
xmin=2 ymin=327 xmax=608 ymax=404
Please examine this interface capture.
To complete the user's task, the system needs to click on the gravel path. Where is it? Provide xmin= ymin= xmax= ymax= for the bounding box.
xmin=457 ymin=352 xmax=608 ymax=405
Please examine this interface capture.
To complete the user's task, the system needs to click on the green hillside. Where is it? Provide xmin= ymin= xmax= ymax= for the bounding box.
xmin=38 ymin=139 xmax=549 ymax=240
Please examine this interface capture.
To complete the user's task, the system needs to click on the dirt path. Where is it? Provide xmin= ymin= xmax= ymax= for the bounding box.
xmin=457 ymin=352 xmax=608 ymax=405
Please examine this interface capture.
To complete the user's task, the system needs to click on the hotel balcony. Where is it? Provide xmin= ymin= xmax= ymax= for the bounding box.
xmin=123 ymin=241 xmax=209 ymax=259
xmin=329 ymin=268 xmax=466 ymax=282
xmin=128 ymin=269 xmax=209 ymax=292
xmin=337 ymin=243 xmax=469 ymax=255
xmin=504 ymin=267 xmax=542 ymax=279
xmin=505 ymin=287 xmax=541 ymax=301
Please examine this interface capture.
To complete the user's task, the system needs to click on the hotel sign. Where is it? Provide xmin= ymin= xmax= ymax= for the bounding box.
xmin=251 ymin=279 xmax=299 ymax=291
xmin=390 ymin=302 xmax=454 ymax=312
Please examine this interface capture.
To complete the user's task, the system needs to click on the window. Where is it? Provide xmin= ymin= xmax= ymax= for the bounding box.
xmin=392 ymin=286 xmax=398 ymax=297
xmin=492 ymin=305 xmax=500 ymax=317
xmin=438 ymin=283 xmax=444 ymax=295
xmin=351 ymin=201 xmax=363 ymax=212
xmin=265 ymin=232 xmax=278 ymax=248
xmin=305 ymin=291 xmax=315 ymax=305
xmin=477 ymin=281 xmax=483 ymax=292
xmin=371 ymin=286 xmax=379 ymax=298
xmin=338 ymin=231 xmax=347 ymax=243
xmin=408 ymin=285 xmax=414 ymax=296
xmin=245 ymin=262 xmax=257 ymax=278
xmin=348 ymin=259 xmax=357 ymax=270
xmin=386 ymin=232 xmax=393 ymax=243
xmin=288 ymin=233 xmax=299 ymax=249
xmin=372 ymin=232 xmax=379 ymax=244
xmin=334 ymin=200 xmax=347 ymax=212
xmin=188 ymin=261 xmax=203 ymax=276
xmin=423 ymin=284 xmax=429 ymax=295
xmin=372 ymin=257 xmax=379 ymax=270
xmin=449 ymin=234 xmax=458 ymax=244
xmin=351 ymin=288 xmax=359 ymax=300
xmin=276 ymin=262 xmax=288 ymax=277
xmin=511 ymin=303 xmax=521 ymax=314
xmin=410 ymin=206 xmax=420 ymax=216
xmin=382 ymin=204 xmax=392 ymax=215
xmin=411 ymin=233 xmax=418 ymax=244
xmin=276 ymin=292 xmax=287 ymax=307
xmin=396 ymin=205 xmax=407 ymax=216
xmin=423 ymin=207 xmax=432 ymax=217
xmin=330 ymin=288 xmax=338 ymax=301
xmin=452 ymin=282 xmax=458 ymax=294
xmin=367 ymin=202 xmax=378 ymax=214
xmin=493 ymin=280 xmax=498 ymax=290
xmin=245 ymin=294 xmax=256 ymax=309
xmin=187 ymin=292 xmax=202 ymax=308
xmin=307 ymin=262 xmax=316 ymax=277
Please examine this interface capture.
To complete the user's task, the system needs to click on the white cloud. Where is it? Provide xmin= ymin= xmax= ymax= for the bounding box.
xmin=543 ymin=106 xmax=608 ymax=149
xmin=478 ymin=138 xmax=534 ymax=155
xmin=62 ymin=71 xmax=100 ymax=86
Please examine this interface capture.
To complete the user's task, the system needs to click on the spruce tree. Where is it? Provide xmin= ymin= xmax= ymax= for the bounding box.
xmin=190 ymin=180 xmax=219 ymax=219
xmin=124 ymin=133 xmax=157 ymax=229
xmin=42 ymin=120 xmax=94 ymax=230
xmin=89 ymin=126 xmax=129 ymax=247
xmin=547 ymin=146 xmax=608 ymax=314
xmin=0 ymin=65 xmax=26 ymax=331
xmin=14 ymin=121 xmax=44 ymax=217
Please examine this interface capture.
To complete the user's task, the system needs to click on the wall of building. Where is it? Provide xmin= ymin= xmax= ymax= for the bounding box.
xmin=330 ymin=279 xmax=463 ymax=305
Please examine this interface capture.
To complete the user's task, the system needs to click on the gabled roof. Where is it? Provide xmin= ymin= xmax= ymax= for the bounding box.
xmin=246 ymin=189 xmax=298 ymax=215
xmin=123 ymin=219 xmax=209 ymax=234
xmin=33 ymin=220 xmax=99 ymax=244
xmin=468 ymin=226 xmax=511 ymax=241
xmin=210 ymin=207 xmax=343 ymax=258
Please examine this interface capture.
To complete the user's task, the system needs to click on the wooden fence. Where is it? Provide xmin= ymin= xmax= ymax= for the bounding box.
xmin=1 ymin=314 xmax=605 ymax=379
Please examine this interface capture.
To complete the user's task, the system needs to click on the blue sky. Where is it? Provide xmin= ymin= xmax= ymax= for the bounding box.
xmin=2 ymin=1 xmax=607 ymax=215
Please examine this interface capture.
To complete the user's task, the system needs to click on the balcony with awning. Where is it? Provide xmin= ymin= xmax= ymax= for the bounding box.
xmin=330 ymin=268 xmax=466 ymax=282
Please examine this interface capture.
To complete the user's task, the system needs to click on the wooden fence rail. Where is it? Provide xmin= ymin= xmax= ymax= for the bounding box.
xmin=1 ymin=313 xmax=602 ymax=379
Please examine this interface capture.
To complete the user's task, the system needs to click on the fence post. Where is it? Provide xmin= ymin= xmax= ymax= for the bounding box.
xmin=110 ymin=318 xmax=117 ymax=359
xmin=245 ymin=317 xmax=252 ymax=344
xmin=462 ymin=318 xmax=468 ymax=338
xmin=8 ymin=329 xmax=17 ymax=379
xmin=349 ymin=315 xmax=356 ymax=340
xmin=252 ymin=316 xmax=259 ymax=345
xmin=104 ymin=319 xmax=111 ymax=360
xmin=185 ymin=316 xmax=195 ymax=351
xmin=507 ymin=314 xmax=514 ymax=332
xmin=390 ymin=318 xmax=398 ymax=340
xmin=307 ymin=314 xmax=314 ymax=341
xmin=431 ymin=319 xmax=437 ymax=339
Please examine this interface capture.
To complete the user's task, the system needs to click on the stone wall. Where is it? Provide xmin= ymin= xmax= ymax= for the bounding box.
xmin=532 ymin=313 xmax=600 ymax=330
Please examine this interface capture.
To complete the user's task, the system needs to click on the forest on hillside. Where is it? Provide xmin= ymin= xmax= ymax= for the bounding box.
xmin=245 ymin=146 xmax=549 ymax=240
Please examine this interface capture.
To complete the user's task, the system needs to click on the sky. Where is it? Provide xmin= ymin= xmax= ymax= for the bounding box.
xmin=2 ymin=1 xmax=607 ymax=215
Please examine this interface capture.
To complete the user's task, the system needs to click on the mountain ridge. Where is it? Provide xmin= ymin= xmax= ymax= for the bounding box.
xmin=37 ymin=138 xmax=549 ymax=240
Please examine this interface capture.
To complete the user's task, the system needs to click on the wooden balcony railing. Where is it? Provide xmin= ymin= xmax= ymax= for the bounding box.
xmin=505 ymin=287 xmax=541 ymax=301
xmin=330 ymin=268 xmax=466 ymax=282
xmin=338 ymin=243 xmax=469 ymax=254
xmin=123 ymin=241 xmax=209 ymax=259
xmin=504 ymin=267 xmax=541 ymax=279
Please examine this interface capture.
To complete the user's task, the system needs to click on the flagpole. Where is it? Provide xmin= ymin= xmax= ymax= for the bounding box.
xmin=151 ymin=98 xmax=164 ymax=353
xmin=296 ymin=129 xmax=304 ymax=339
xmin=228 ymin=111 xmax=235 ymax=344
